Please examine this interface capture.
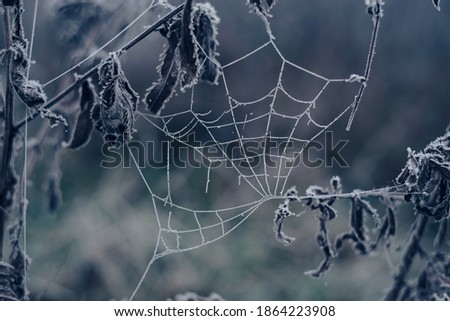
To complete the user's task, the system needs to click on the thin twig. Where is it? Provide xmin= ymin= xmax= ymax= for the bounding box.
xmin=13 ymin=4 xmax=184 ymax=132
xmin=0 ymin=5 xmax=15 ymax=261
xmin=346 ymin=12 xmax=382 ymax=131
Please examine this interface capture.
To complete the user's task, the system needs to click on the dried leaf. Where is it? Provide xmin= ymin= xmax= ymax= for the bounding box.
xmin=193 ymin=3 xmax=221 ymax=84
xmin=11 ymin=36 xmax=47 ymax=111
xmin=63 ymin=80 xmax=95 ymax=150
xmin=247 ymin=0 xmax=279 ymax=17
xmin=8 ymin=219 xmax=30 ymax=300
xmin=9 ymin=1 xmax=67 ymax=127
xmin=179 ymin=0 xmax=197 ymax=90
xmin=145 ymin=2 xmax=220 ymax=113
xmin=93 ymin=53 xmax=139 ymax=147
xmin=366 ymin=0 xmax=383 ymax=17
xmin=433 ymin=0 xmax=441 ymax=11
xmin=273 ymin=201 xmax=295 ymax=245
xmin=387 ymin=206 xmax=396 ymax=239
xmin=305 ymin=219 xmax=333 ymax=278
xmin=178 ymin=1 xmax=221 ymax=91
xmin=350 ymin=197 xmax=365 ymax=241
xmin=145 ymin=24 xmax=181 ymax=114
xmin=41 ymin=108 xmax=68 ymax=127
xmin=397 ymin=128 xmax=450 ymax=220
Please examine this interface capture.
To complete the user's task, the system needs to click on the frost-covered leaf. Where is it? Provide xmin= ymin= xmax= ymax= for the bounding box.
xmin=9 ymin=0 xmax=67 ymax=126
xmin=145 ymin=2 xmax=221 ymax=113
xmin=179 ymin=0 xmax=198 ymax=90
xmin=305 ymin=219 xmax=333 ymax=278
xmin=176 ymin=1 xmax=221 ymax=90
xmin=145 ymin=21 xmax=181 ymax=114
xmin=433 ymin=0 xmax=441 ymax=11
xmin=247 ymin=0 xmax=278 ymax=17
xmin=93 ymin=53 xmax=139 ymax=147
xmin=11 ymin=34 xmax=47 ymax=111
xmin=63 ymin=80 xmax=95 ymax=150
xmin=273 ymin=201 xmax=295 ymax=245
xmin=193 ymin=3 xmax=221 ymax=85
xmin=397 ymin=128 xmax=450 ymax=220
xmin=365 ymin=0 xmax=384 ymax=17
xmin=41 ymin=109 xmax=68 ymax=127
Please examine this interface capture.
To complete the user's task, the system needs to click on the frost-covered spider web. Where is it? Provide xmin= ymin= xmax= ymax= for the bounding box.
xmin=126 ymin=1 xmax=381 ymax=299
xmin=8 ymin=0 xmax=448 ymax=302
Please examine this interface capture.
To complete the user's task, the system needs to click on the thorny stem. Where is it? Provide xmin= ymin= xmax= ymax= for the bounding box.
xmin=13 ymin=3 xmax=184 ymax=131
xmin=384 ymin=215 xmax=428 ymax=300
xmin=346 ymin=11 xmax=382 ymax=131
xmin=0 ymin=6 xmax=15 ymax=261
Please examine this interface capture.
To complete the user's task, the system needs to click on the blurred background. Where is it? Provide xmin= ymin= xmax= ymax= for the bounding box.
xmin=2 ymin=0 xmax=450 ymax=300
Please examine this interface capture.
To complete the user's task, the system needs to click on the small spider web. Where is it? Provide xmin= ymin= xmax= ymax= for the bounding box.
xmin=127 ymin=3 xmax=379 ymax=299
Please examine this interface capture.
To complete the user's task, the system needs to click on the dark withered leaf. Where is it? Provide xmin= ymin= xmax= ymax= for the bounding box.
xmin=8 ymin=219 xmax=30 ymax=300
xmin=179 ymin=0 xmax=197 ymax=90
xmin=179 ymin=2 xmax=220 ymax=91
xmin=350 ymin=197 xmax=366 ymax=242
xmin=330 ymin=176 xmax=342 ymax=194
xmin=433 ymin=0 xmax=441 ymax=11
xmin=11 ymin=36 xmax=47 ymax=111
xmin=359 ymin=197 xmax=381 ymax=226
xmin=10 ymin=1 xmax=45 ymax=110
xmin=273 ymin=202 xmax=295 ymax=245
xmin=42 ymin=109 xmax=68 ymax=127
xmin=145 ymin=40 xmax=180 ymax=114
xmin=397 ymin=129 xmax=450 ymax=221
xmin=305 ymin=219 xmax=333 ymax=277
xmin=194 ymin=3 xmax=221 ymax=85
xmin=248 ymin=0 xmax=265 ymax=14
xmin=9 ymin=1 xmax=66 ymax=127
xmin=366 ymin=1 xmax=383 ymax=16
xmin=387 ymin=206 xmax=396 ymax=238
xmin=331 ymin=195 xmax=380 ymax=256
xmin=94 ymin=53 xmax=139 ymax=147
xmin=145 ymin=2 xmax=220 ymax=113
xmin=63 ymin=80 xmax=95 ymax=150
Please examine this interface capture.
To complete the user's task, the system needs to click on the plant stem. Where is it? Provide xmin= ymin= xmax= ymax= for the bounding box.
xmin=0 ymin=6 xmax=15 ymax=261
xmin=346 ymin=11 xmax=381 ymax=131
xmin=384 ymin=215 xmax=428 ymax=300
xmin=13 ymin=3 xmax=184 ymax=131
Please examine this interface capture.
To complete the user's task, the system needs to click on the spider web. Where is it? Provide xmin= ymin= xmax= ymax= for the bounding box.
xmin=10 ymin=0 xmax=382 ymax=300
xmin=126 ymin=2 xmax=380 ymax=299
